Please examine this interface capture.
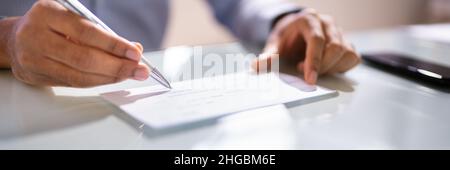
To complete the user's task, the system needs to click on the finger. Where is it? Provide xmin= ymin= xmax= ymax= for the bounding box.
xmin=23 ymin=55 xmax=122 ymax=88
xmin=326 ymin=50 xmax=360 ymax=74
xmin=45 ymin=3 xmax=142 ymax=61
xmin=255 ymin=12 xmax=307 ymax=73
xmin=271 ymin=14 xmax=304 ymax=59
xmin=41 ymin=31 xmax=150 ymax=80
xmin=133 ymin=42 xmax=144 ymax=53
xmin=252 ymin=53 xmax=280 ymax=73
xmin=319 ymin=16 xmax=346 ymax=74
xmin=252 ymin=41 xmax=279 ymax=73
xmin=297 ymin=62 xmax=305 ymax=74
xmin=297 ymin=12 xmax=326 ymax=84
xmin=320 ymin=43 xmax=345 ymax=74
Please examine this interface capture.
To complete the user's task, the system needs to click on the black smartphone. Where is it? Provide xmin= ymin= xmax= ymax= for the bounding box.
xmin=362 ymin=53 xmax=450 ymax=86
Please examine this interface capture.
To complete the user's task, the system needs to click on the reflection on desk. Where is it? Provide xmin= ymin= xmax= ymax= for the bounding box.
xmin=0 ymin=34 xmax=449 ymax=149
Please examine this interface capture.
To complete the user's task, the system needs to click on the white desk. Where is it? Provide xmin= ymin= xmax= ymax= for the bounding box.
xmin=1 ymin=30 xmax=449 ymax=149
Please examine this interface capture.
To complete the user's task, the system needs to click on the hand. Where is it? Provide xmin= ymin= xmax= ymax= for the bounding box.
xmin=4 ymin=0 xmax=150 ymax=87
xmin=253 ymin=9 xmax=361 ymax=85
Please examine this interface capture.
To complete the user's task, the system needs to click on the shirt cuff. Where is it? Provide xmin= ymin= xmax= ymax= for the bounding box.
xmin=237 ymin=1 xmax=302 ymax=49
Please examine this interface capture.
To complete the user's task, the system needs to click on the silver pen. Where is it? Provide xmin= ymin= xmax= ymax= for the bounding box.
xmin=55 ymin=0 xmax=172 ymax=89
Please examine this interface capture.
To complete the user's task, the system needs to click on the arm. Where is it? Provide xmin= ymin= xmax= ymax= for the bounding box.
xmin=206 ymin=0 xmax=301 ymax=48
xmin=0 ymin=17 xmax=17 ymax=68
xmin=208 ymin=0 xmax=360 ymax=85
xmin=0 ymin=0 xmax=149 ymax=87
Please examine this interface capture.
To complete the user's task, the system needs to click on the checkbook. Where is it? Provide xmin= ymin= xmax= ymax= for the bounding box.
xmin=101 ymin=72 xmax=337 ymax=129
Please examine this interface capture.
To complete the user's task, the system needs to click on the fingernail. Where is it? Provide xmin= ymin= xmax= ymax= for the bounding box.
xmin=133 ymin=67 xmax=149 ymax=81
xmin=126 ymin=49 xmax=141 ymax=61
xmin=307 ymin=70 xmax=318 ymax=85
xmin=133 ymin=42 xmax=144 ymax=52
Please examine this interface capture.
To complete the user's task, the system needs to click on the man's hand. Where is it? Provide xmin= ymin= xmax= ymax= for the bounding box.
xmin=2 ymin=0 xmax=150 ymax=87
xmin=253 ymin=9 xmax=361 ymax=85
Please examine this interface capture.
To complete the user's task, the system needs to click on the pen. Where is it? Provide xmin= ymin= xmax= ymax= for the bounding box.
xmin=55 ymin=0 xmax=172 ymax=89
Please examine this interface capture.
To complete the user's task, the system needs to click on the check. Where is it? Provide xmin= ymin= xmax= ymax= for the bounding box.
xmin=101 ymin=72 xmax=337 ymax=129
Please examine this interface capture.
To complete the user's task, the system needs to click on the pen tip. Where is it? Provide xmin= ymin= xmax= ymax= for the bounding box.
xmin=165 ymin=84 xmax=172 ymax=89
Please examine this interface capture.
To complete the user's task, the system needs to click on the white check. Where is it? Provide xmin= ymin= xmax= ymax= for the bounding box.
xmin=101 ymin=72 xmax=337 ymax=129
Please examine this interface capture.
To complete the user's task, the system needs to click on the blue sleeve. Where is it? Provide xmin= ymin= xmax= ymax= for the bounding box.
xmin=206 ymin=0 xmax=302 ymax=48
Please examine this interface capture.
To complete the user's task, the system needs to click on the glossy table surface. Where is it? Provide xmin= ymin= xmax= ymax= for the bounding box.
xmin=1 ymin=29 xmax=449 ymax=149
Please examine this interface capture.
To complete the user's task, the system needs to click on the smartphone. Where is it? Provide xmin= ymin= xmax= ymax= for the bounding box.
xmin=362 ymin=53 xmax=450 ymax=86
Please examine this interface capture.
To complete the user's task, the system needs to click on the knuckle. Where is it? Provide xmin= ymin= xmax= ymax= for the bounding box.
xmin=115 ymin=61 xmax=136 ymax=79
xmin=31 ymin=0 xmax=57 ymax=16
xmin=302 ymin=8 xmax=319 ymax=17
xmin=310 ymin=34 xmax=325 ymax=44
xmin=58 ymin=11 xmax=74 ymax=24
xmin=32 ymin=0 xmax=49 ymax=11
xmin=327 ymin=41 xmax=345 ymax=53
xmin=295 ymin=14 xmax=307 ymax=21
xmin=320 ymin=15 xmax=335 ymax=24
xmin=107 ymin=38 xmax=122 ymax=54
xmin=306 ymin=12 xmax=320 ymax=20
xmin=296 ymin=14 xmax=311 ymax=26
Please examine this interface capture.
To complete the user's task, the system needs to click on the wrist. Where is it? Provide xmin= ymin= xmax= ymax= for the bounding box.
xmin=0 ymin=17 xmax=19 ymax=68
xmin=271 ymin=9 xmax=302 ymax=31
